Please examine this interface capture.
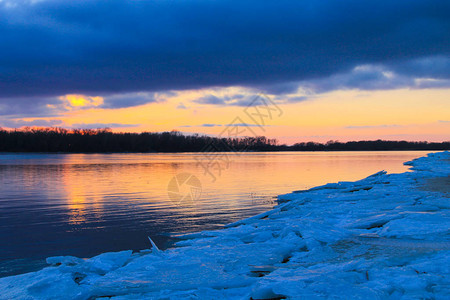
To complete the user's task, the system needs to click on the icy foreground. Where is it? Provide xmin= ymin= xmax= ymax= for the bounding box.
xmin=1 ymin=152 xmax=449 ymax=299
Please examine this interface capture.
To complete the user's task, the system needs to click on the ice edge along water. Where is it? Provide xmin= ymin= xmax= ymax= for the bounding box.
xmin=0 ymin=151 xmax=449 ymax=299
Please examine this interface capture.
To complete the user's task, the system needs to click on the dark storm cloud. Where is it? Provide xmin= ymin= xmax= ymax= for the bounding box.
xmin=393 ymin=56 xmax=450 ymax=79
xmin=194 ymin=95 xmax=226 ymax=106
xmin=99 ymin=92 xmax=158 ymax=109
xmin=252 ymin=56 xmax=449 ymax=103
xmin=299 ymin=65 xmax=412 ymax=93
xmin=98 ymin=90 xmax=175 ymax=109
xmin=0 ymin=118 xmax=63 ymax=128
xmin=295 ymin=56 xmax=450 ymax=94
xmin=0 ymin=91 xmax=163 ymax=117
xmin=0 ymin=95 xmax=61 ymax=116
xmin=194 ymin=94 xmax=248 ymax=106
xmin=194 ymin=92 xmax=311 ymax=106
xmin=0 ymin=0 xmax=449 ymax=108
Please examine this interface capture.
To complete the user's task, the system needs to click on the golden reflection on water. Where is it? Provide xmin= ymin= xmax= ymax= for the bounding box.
xmin=62 ymin=171 xmax=89 ymax=225
xmin=51 ymin=151 xmax=434 ymax=225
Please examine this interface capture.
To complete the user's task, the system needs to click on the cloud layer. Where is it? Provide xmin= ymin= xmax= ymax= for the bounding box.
xmin=0 ymin=0 xmax=448 ymax=98
xmin=0 ymin=0 xmax=448 ymax=124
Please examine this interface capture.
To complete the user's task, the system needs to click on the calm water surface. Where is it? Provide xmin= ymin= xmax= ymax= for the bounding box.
xmin=0 ymin=151 xmax=433 ymax=277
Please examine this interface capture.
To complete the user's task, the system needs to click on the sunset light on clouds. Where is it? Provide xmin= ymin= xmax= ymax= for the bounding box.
xmin=0 ymin=0 xmax=448 ymax=144
xmin=60 ymin=95 xmax=104 ymax=108
xmin=14 ymin=87 xmax=449 ymax=144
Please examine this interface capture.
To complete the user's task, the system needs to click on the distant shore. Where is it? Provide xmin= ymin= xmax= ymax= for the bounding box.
xmin=0 ymin=149 xmax=449 ymax=155
xmin=1 ymin=128 xmax=449 ymax=153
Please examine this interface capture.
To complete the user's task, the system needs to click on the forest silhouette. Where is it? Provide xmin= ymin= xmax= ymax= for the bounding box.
xmin=0 ymin=127 xmax=448 ymax=153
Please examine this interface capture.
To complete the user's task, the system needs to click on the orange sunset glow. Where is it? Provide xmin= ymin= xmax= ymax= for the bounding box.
xmin=11 ymin=87 xmax=449 ymax=144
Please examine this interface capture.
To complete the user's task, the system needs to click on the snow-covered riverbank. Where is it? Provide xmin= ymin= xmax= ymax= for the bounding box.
xmin=1 ymin=151 xmax=449 ymax=299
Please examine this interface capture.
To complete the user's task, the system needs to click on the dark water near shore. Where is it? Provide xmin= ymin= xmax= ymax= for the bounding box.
xmin=0 ymin=151 xmax=433 ymax=277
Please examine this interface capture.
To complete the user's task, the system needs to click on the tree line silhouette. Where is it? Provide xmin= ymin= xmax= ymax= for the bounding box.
xmin=0 ymin=127 xmax=448 ymax=153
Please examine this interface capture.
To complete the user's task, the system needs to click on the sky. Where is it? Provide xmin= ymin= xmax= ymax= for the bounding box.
xmin=0 ymin=0 xmax=449 ymax=144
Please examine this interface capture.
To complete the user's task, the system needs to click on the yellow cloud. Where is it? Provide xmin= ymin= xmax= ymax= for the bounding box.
xmin=60 ymin=94 xmax=104 ymax=108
